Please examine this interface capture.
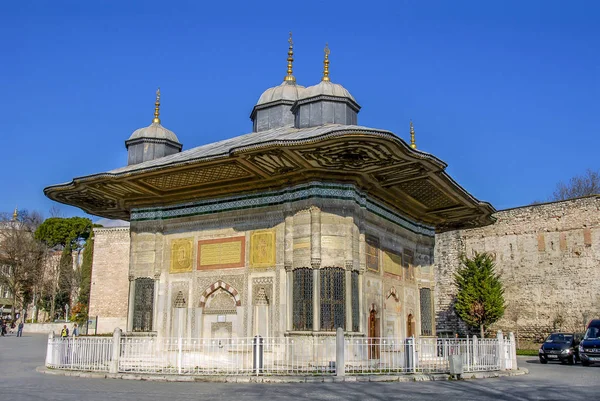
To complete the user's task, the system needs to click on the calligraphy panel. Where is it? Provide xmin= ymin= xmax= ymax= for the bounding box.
xmin=170 ymin=238 xmax=193 ymax=273
xmin=365 ymin=236 xmax=379 ymax=272
xmin=197 ymin=236 xmax=245 ymax=270
xmin=383 ymin=250 xmax=403 ymax=277
xmin=250 ymin=230 xmax=276 ymax=268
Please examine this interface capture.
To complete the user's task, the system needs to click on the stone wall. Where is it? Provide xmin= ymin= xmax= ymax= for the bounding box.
xmin=88 ymin=227 xmax=130 ymax=333
xmin=435 ymin=195 xmax=600 ymax=341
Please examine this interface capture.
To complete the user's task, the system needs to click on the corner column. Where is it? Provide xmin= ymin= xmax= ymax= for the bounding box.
xmin=126 ymin=275 xmax=135 ymax=332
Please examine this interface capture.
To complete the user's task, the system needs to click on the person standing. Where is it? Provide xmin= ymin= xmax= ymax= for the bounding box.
xmin=72 ymin=323 xmax=79 ymax=337
xmin=60 ymin=324 xmax=69 ymax=338
xmin=17 ymin=321 xmax=24 ymax=337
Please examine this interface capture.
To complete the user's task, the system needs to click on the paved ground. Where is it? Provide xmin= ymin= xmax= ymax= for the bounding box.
xmin=1 ymin=334 xmax=598 ymax=400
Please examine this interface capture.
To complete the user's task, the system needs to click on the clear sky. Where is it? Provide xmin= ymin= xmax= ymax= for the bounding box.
xmin=1 ymin=0 xmax=598 ymax=220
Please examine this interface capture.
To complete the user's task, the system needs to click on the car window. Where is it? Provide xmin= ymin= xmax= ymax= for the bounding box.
xmin=584 ymin=327 xmax=600 ymax=340
xmin=544 ymin=334 xmax=572 ymax=343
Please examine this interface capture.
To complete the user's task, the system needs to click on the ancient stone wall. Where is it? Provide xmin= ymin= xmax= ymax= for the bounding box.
xmin=88 ymin=227 xmax=130 ymax=333
xmin=435 ymin=195 xmax=600 ymax=341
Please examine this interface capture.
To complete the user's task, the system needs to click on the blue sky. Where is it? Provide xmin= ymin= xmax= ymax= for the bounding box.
xmin=1 ymin=0 xmax=598 ymax=220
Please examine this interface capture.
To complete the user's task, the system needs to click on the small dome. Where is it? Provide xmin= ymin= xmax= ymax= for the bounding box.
xmin=300 ymin=81 xmax=356 ymax=102
xmin=257 ymin=81 xmax=305 ymax=105
xmin=128 ymin=122 xmax=180 ymax=143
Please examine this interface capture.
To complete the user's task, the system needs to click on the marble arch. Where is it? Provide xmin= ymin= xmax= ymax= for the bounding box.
xmin=199 ymin=280 xmax=241 ymax=308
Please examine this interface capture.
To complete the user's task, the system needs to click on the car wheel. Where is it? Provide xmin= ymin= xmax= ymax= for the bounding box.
xmin=539 ymin=357 xmax=548 ymax=364
xmin=582 ymin=360 xmax=590 ymax=367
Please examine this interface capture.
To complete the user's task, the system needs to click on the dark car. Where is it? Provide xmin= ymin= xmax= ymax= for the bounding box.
xmin=579 ymin=319 xmax=600 ymax=366
xmin=538 ymin=332 xmax=580 ymax=364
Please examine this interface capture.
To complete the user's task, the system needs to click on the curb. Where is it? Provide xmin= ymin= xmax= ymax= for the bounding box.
xmin=36 ymin=366 xmax=528 ymax=383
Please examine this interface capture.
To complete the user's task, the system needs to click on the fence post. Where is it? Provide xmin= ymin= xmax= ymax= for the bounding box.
xmin=466 ymin=336 xmax=470 ymax=371
xmin=109 ymin=327 xmax=122 ymax=374
xmin=45 ymin=331 xmax=54 ymax=367
xmin=410 ymin=336 xmax=419 ymax=373
xmin=336 ymin=328 xmax=345 ymax=376
xmin=472 ymin=335 xmax=478 ymax=367
xmin=496 ymin=330 xmax=504 ymax=370
xmin=509 ymin=332 xmax=517 ymax=370
xmin=177 ymin=337 xmax=183 ymax=374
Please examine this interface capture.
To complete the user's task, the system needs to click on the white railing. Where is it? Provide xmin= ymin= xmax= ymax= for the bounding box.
xmin=45 ymin=330 xmax=517 ymax=376
xmin=45 ymin=336 xmax=113 ymax=372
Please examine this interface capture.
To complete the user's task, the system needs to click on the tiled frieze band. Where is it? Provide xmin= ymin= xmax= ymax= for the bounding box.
xmin=131 ymin=182 xmax=435 ymax=237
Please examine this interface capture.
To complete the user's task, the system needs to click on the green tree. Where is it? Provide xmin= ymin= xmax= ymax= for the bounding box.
xmin=454 ymin=251 xmax=506 ymax=338
xmin=34 ymin=217 xmax=92 ymax=319
xmin=34 ymin=217 xmax=92 ymax=249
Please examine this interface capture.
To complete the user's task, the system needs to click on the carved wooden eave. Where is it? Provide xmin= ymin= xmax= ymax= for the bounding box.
xmin=44 ymin=125 xmax=495 ymax=232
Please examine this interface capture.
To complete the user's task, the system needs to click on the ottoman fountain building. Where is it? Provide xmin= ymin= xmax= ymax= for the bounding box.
xmin=45 ymin=36 xmax=494 ymax=343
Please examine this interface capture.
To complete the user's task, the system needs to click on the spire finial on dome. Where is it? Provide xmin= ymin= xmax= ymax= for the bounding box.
xmin=284 ymin=32 xmax=296 ymax=82
xmin=322 ymin=43 xmax=330 ymax=82
xmin=410 ymin=120 xmax=417 ymax=149
xmin=153 ymin=88 xmax=161 ymax=124
xmin=12 ymin=206 xmax=17 ymax=221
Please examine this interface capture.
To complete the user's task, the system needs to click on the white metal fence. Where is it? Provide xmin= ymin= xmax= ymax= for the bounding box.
xmin=45 ymin=331 xmax=516 ymax=376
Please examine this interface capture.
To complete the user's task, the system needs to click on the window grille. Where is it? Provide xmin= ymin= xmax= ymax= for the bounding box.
xmin=133 ymin=278 xmax=154 ymax=332
xmin=351 ymin=271 xmax=359 ymax=332
xmin=419 ymin=287 xmax=433 ymax=336
xmin=292 ymin=268 xmax=313 ymax=331
xmin=320 ymin=267 xmax=345 ymax=331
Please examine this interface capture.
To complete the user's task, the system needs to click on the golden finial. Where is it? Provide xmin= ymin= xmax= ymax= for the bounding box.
xmin=284 ymin=32 xmax=296 ymax=82
xmin=322 ymin=43 xmax=330 ymax=82
xmin=410 ymin=121 xmax=417 ymax=149
xmin=12 ymin=206 xmax=17 ymax=221
xmin=152 ymin=88 xmax=161 ymax=124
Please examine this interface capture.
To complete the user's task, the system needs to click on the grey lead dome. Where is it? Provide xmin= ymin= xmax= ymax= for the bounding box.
xmin=300 ymin=80 xmax=356 ymax=102
xmin=128 ymin=122 xmax=181 ymax=143
xmin=256 ymin=81 xmax=305 ymax=105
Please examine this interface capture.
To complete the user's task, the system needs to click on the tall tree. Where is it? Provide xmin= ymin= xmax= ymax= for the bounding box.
xmin=552 ymin=169 xmax=600 ymax=201
xmin=74 ymin=233 xmax=94 ymax=325
xmin=454 ymin=251 xmax=506 ymax=338
xmin=0 ymin=210 xmax=46 ymax=321
xmin=34 ymin=217 xmax=92 ymax=319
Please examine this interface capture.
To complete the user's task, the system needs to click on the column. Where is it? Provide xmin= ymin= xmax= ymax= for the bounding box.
xmin=126 ymin=276 xmax=135 ymax=332
xmin=310 ymin=207 xmax=321 ymax=332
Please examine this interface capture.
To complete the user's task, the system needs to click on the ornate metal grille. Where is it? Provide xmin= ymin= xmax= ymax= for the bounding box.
xmin=351 ymin=271 xmax=359 ymax=332
xmin=320 ymin=267 xmax=345 ymax=331
xmin=133 ymin=278 xmax=154 ymax=332
xmin=419 ymin=287 xmax=433 ymax=336
xmin=292 ymin=268 xmax=313 ymax=331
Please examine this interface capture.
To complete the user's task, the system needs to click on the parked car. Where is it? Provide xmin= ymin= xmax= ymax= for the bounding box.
xmin=538 ymin=332 xmax=581 ymax=364
xmin=579 ymin=319 xmax=600 ymax=366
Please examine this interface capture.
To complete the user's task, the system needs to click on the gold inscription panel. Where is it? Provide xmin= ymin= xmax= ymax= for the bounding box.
xmin=250 ymin=230 xmax=276 ymax=268
xmin=198 ymin=236 xmax=245 ymax=270
xmin=170 ymin=238 xmax=193 ymax=273
xmin=383 ymin=250 xmax=403 ymax=277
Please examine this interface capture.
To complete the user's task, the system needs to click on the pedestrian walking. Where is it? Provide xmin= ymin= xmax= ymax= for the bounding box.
xmin=60 ymin=325 xmax=69 ymax=338
xmin=72 ymin=323 xmax=79 ymax=337
xmin=17 ymin=321 xmax=24 ymax=337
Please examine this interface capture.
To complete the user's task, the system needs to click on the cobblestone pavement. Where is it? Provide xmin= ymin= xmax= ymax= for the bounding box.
xmin=1 ymin=334 xmax=598 ymax=400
